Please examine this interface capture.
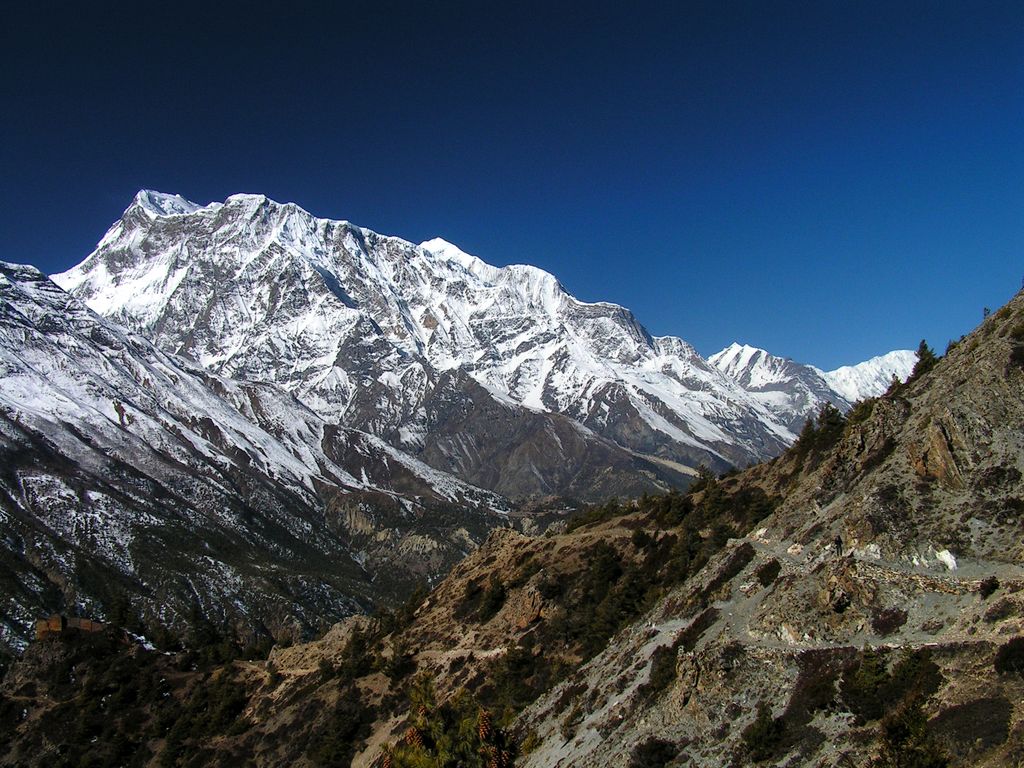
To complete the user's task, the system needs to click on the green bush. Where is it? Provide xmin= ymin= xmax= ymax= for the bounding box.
xmin=908 ymin=340 xmax=938 ymax=383
xmin=742 ymin=701 xmax=784 ymax=762
xmin=840 ymin=648 xmax=941 ymax=725
xmin=306 ymin=685 xmax=377 ymax=766
xmin=754 ymin=558 xmax=781 ymax=587
xmin=846 ymin=398 xmax=876 ymax=427
xmin=477 ymin=575 xmax=507 ymax=622
xmin=994 ymin=637 xmax=1024 ymax=676
xmin=876 ymin=698 xmax=948 ymax=768
xmin=629 ymin=737 xmax=679 ymax=768
xmin=385 ymin=677 xmax=516 ymax=767
xmin=979 ymin=576 xmax=1000 ymax=599
xmin=840 ymin=648 xmax=893 ymax=723
xmin=872 ymin=608 xmax=909 ymax=636
xmin=638 ymin=639 xmax=683 ymax=701
xmin=792 ymin=404 xmax=847 ymax=467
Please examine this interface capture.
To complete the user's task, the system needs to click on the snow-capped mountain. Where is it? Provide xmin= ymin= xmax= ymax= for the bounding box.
xmin=821 ymin=350 xmax=917 ymax=402
xmin=0 ymin=260 xmax=511 ymax=649
xmin=708 ymin=343 xmax=850 ymax=431
xmin=710 ymin=343 xmax=915 ymax=429
xmin=54 ymin=191 xmax=795 ymax=486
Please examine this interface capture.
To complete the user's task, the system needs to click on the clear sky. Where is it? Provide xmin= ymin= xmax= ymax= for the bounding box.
xmin=3 ymin=1 xmax=1021 ymax=369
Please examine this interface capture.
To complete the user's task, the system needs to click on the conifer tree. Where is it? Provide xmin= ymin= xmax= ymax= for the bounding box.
xmin=909 ymin=340 xmax=937 ymax=382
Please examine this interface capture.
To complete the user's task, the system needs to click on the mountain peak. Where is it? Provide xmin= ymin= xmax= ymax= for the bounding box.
xmin=224 ymin=192 xmax=271 ymax=207
xmin=132 ymin=190 xmax=202 ymax=217
xmin=419 ymin=236 xmax=491 ymax=275
xmin=711 ymin=341 xmax=769 ymax=366
xmin=51 ymin=191 xmax=800 ymax=476
xmin=709 ymin=342 xmax=848 ymax=431
xmin=823 ymin=348 xmax=916 ymax=401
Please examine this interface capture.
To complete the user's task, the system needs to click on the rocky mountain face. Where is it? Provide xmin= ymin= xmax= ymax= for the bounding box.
xmin=710 ymin=342 xmax=915 ymax=431
xmin=0 ymin=261 xmax=511 ymax=651
xmin=54 ymin=191 xmax=799 ymax=486
xmin=5 ymin=287 xmax=1022 ymax=767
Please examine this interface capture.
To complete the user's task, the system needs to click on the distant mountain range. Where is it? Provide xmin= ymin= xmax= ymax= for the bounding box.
xmin=55 ymin=191 xmax=912 ymax=480
xmin=0 ymin=191 xmax=914 ymax=648
xmin=709 ymin=342 xmax=916 ymax=431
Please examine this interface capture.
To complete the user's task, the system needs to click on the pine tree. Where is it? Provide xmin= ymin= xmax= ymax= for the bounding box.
xmin=909 ymin=340 xmax=937 ymax=382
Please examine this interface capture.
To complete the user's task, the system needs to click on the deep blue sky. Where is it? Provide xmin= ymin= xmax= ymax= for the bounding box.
xmin=3 ymin=2 xmax=1021 ymax=369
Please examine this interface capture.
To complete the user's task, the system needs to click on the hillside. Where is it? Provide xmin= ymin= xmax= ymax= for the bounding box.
xmin=3 ymin=287 xmax=1023 ymax=766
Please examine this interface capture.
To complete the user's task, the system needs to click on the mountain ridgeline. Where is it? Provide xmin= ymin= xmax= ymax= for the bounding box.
xmin=55 ymin=191 xmax=911 ymax=485
xmin=3 ymin=270 xmax=1023 ymax=767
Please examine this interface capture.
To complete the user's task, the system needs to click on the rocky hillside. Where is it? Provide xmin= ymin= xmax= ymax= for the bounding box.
xmin=508 ymin=291 xmax=1024 ymax=766
xmin=3 ymin=287 xmax=1023 ymax=767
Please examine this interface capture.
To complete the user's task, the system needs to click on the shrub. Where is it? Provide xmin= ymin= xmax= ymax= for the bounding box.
xmin=872 ymin=608 xmax=909 ymax=636
xmin=1009 ymin=343 xmax=1024 ymax=371
xmin=908 ymin=340 xmax=938 ymax=383
xmin=477 ymin=575 xmax=507 ymax=622
xmin=840 ymin=648 xmax=892 ymax=722
xmin=846 ymin=398 xmax=876 ymax=426
xmin=783 ymin=649 xmax=846 ymax=725
xmin=994 ymin=637 xmax=1024 ymax=676
xmin=384 ymin=677 xmax=515 ymax=768
xmin=979 ymin=577 xmax=1000 ymax=599
xmin=754 ymin=558 xmax=781 ymax=587
xmin=631 ymin=529 xmax=654 ymax=550
xmin=792 ymin=404 xmax=846 ymax=466
xmin=841 ymin=647 xmax=942 ymax=725
xmin=876 ymin=697 xmax=949 ymax=768
xmin=629 ymin=737 xmax=679 ymax=768
xmin=742 ymin=701 xmax=784 ymax=762
xmin=457 ymin=580 xmax=482 ymax=614
xmin=379 ymin=635 xmax=416 ymax=682
xmin=566 ymin=498 xmax=624 ymax=532
xmin=306 ymin=685 xmax=376 ymax=766
xmin=265 ymin=660 xmax=281 ymax=687
xmin=336 ymin=625 xmax=374 ymax=679
xmin=318 ymin=658 xmax=335 ymax=679
xmin=638 ymin=639 xmax=682 ymax=701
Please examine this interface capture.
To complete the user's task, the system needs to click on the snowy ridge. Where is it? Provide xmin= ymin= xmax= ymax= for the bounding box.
xmin=1 ymin=260 xmax=506 ymax=511
xmin=709 ymin=342 xmax=850 ymax=431
xmin=134 ymin=190 xmax=203 ymax=217
xmin=55 ymin=191 xmax=798 ymax=476
xmin=710 ymin=342 xmax=916 ymax=430
xmin=822 ymin=350 xmax=916 ymax=402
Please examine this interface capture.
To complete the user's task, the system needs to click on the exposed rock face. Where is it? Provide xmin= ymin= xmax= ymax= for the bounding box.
xmin=908 ymin=415 xmax=967 ymax=489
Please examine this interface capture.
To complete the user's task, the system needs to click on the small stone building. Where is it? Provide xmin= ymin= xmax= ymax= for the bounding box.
xmin=34 ymin=614 xmax=105 ymax=640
